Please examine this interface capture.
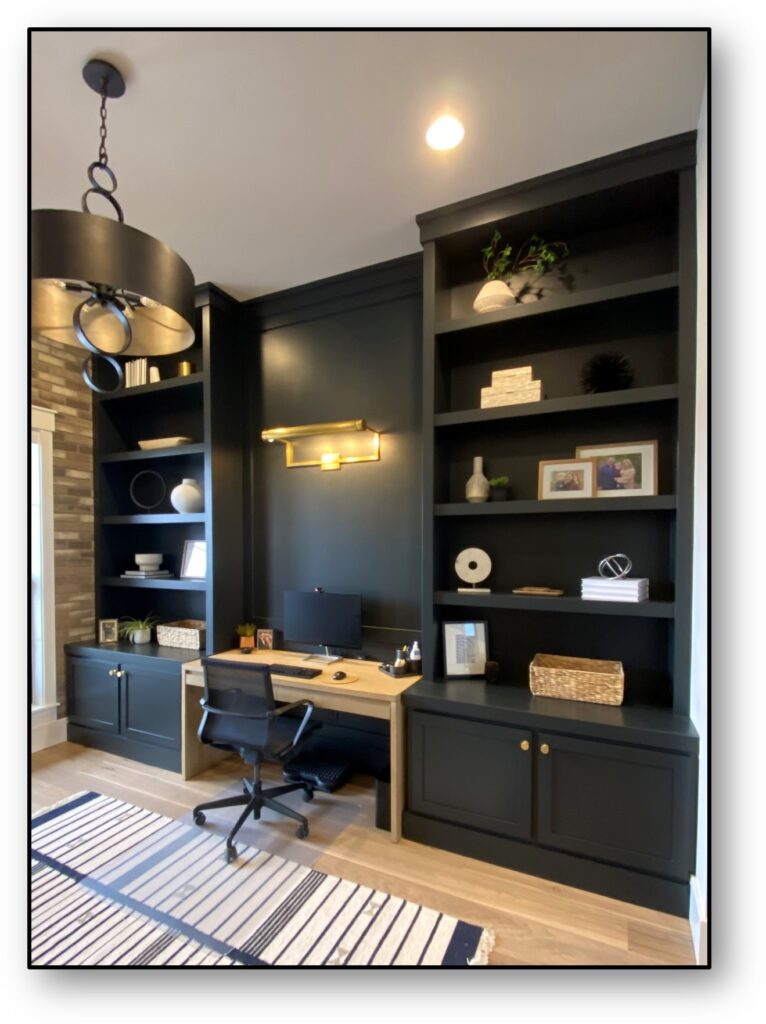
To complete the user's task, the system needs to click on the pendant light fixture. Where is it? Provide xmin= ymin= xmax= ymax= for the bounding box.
xmin=31 ymin=58 xmax=195 ymax=393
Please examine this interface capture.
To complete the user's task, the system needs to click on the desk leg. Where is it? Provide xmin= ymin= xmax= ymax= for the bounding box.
xmin=389 ymin=700 xmax=405 ymax=843
xmin=181 ymin=678 xmax=231 ymax=780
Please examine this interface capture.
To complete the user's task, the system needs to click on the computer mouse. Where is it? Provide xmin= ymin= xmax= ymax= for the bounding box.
xmin=332 ymin=670 xmax=347 ymax=680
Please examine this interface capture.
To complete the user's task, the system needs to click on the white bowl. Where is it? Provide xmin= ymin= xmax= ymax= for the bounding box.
xmin=135 ymin=553 xmax=162 ymax=570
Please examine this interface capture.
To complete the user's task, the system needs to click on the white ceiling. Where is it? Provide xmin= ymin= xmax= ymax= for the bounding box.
xmin=31 ymin=30 xmax=707 ymax=301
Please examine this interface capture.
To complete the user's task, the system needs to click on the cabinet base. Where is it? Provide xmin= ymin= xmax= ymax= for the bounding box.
xmin=402 ymin=810 xmax=690 ymax=917
xmin=67 ymin=725 xmax=181 ymax=773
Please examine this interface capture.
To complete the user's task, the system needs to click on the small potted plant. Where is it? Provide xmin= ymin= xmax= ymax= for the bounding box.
xmin=235 ymin=622 xmax=256 ymax=651
xmin=473 ymin=231 xmax=569 ymax=313
xmin=119 ymin=614 xmax=157 ymax=645
xmin=488 ymin=476 xmax=511 ymax=501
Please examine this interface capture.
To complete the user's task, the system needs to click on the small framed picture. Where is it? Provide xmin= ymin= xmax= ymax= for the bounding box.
xmin=575 ymin=441 xmax=658 ymax=497
xmin=442 ymin=621 xmax=488 ymax=678
xmin=538 ymin=458 xmax=596 ymax=500
xmin=179 ymin=539 xmax=207 ymax=579
xmin=256 ymin=628 xmax=274 ymax=651
xmin=98 ymin=618 xmax=119 ymax=644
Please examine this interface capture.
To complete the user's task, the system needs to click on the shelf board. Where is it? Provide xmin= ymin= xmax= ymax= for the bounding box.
xmin=97 ymin=372 xmax=205 ymax=402
xmin=434 ymin=384 xmax=679 ymax=428
xmin=101 ymin=576 xmax=207 ymax=591
xmin=435 ymin=272 xmax=679 ymax=336
xmin=101 ymin=514 xmax=206 ymax=525
xmin=434 ymin=591 xmax=675 ymax=618
xmin=99 ymin=443 xmax=206 ymax=464
xmin=435 ymin=496 xmax=677 ymax=516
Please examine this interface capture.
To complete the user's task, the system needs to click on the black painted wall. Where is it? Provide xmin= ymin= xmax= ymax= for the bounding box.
xmin=241 ymin=254 xmax=423 ymax=663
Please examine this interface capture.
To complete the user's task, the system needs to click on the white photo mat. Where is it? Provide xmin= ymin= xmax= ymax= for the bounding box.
xmin=443 ymin=621 xmax=488 ymax=677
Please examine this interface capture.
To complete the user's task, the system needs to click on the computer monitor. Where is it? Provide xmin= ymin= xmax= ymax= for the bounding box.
xmin=283 ymin=589 xmax=362 ymax=661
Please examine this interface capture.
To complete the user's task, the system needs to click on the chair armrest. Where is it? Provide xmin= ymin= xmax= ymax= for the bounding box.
xmin=271 ymin=699 xmax=315 ymax=747
xmin=198 ymin=699 xmax=269 ymax=720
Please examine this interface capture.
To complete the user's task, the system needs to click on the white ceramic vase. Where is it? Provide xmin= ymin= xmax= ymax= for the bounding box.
xmin=170 ymin=478 xmax=204 ymax=514
xmin=130 ymin=628 xmax=152 ymax=644
xmin=472 ymin=280 xmax=515 ymax=314
xmin=466 ymin=456 xmax=490 ymax=503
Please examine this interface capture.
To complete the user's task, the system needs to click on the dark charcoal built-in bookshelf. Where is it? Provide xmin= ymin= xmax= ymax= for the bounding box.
xmin=407 ymin=133 xmax=701 ymax=914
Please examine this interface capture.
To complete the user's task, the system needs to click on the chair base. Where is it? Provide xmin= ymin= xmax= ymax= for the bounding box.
xmin=192 ymin=769 xmax=314 ymax=859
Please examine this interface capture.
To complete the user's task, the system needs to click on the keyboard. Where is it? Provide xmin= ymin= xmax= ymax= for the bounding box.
xmin=266 ymin=663 xmax=322 ymax=679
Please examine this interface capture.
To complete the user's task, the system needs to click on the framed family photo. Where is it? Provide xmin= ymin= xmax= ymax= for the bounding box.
xmin=98 ymin=618 xmax=119 ymax=643
xmin=576 ymin=440 xmax=658 ymax=497
xmin=256 ymin=628 xmax=274 ymax=650
xmin=538 ymin=458 xmax=596 ymax=500
xmin=442 ymin=621 xmax=488 ymax=677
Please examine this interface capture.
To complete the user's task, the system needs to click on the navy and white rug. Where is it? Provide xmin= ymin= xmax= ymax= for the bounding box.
xmin=31 ymin=792 xmax=494 ymax=966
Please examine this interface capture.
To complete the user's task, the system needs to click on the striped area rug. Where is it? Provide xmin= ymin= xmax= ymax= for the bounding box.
xmin=31 ymin=792 xmax=494 ymax=967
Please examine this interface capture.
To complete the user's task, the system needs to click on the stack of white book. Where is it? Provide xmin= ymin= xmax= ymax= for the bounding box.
xmin=581 ymin=577 xmax=649 ymax=603
xmin=480 ymin=366 xmax=543 ymax=408
xmin=121 ymin=569 xmax=172 ymax=579
xmin=125 ymin=359 xmax=160 ymax=387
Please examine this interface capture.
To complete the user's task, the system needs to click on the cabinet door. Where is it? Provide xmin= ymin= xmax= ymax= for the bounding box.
xmin=409 ymin=711 xmax=532 ymax=839
xmin=535 ymin=733 xmax=696 ymax=879
xmin=68 ymin=656 xmax=120 ymax=733
xmin=120 ymin=665 xmax=181 ymax=750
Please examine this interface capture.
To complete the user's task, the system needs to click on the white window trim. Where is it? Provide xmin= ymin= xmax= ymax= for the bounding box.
xmin=31 ymin=405 xmax=57 ymax=716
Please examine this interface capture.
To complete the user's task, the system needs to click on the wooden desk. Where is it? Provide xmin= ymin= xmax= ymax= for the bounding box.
xmin=181 ymin=649 xmax=420 ymax=842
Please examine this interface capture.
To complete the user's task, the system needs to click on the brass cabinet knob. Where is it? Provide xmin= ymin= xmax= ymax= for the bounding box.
xmin=540 ymin=743 xmax=550 ymax=755
xmin=520 ymin=740 xmax=530 ymax=751
xmin=108 ymin=668 xmax=118 ymax=677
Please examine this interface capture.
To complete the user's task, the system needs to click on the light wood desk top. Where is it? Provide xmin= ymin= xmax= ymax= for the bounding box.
xmin=181 ymin=648 xmax=420 ymax=842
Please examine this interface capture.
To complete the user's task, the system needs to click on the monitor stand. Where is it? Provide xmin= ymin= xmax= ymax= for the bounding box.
xmin=302 ymin=646 xmax=342 ymax=665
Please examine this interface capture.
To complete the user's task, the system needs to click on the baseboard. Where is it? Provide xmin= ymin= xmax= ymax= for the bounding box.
xmin=31 ymin=716 xmax=68 ymax=753
xmin=689 ymin=873 xmax=708 ymax=965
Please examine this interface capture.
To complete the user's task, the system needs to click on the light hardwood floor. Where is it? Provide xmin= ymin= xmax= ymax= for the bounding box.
xmin=31 ymin=741 xmax=696 ymax=966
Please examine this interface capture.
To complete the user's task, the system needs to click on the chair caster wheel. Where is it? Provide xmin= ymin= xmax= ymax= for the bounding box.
xmin=193 ymin=811 xmax=206 ymax=826
xmin=225 ymin=843 xmax=238 ymax=862
xmin=302 ymin=788 xmax=314 ymax=802
xmin=295 ymin=824 xmax=308 ymax=840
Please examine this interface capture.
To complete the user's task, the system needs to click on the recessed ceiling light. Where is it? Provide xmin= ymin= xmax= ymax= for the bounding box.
xmin=426 ymin=115 xmax=464 ymax=151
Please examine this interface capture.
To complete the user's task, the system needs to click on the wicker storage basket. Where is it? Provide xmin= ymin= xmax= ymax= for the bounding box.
xmin=529 ymin=653 xmax=624 ymax=706
xmin=156 ymin=619 xmax=207 ymax=650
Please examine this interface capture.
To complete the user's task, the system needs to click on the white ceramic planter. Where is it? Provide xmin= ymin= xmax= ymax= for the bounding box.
xmin=466 ymin=456 xmax=490 ymax=503
xmin=130 ymin=628 xmax=152 ymax=644
xmin=472 ymin=280 xmax=515 ymax=314
xmin=170 ymin=478 xmax=204 ymax=513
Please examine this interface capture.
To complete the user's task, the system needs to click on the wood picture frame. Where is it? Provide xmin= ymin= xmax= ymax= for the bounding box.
xmin=442 ymin=621 xmax=489 ymax=677
xmin=98 ymin=618 xmax=119 ymax=644
xmin=538 ymin=458 xmax=597 ymax=500
xmin=575 ymin=440 xmax=658 ymax=497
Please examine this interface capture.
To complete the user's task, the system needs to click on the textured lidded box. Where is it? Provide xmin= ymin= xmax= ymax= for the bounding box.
xmin=156 ymin=619 xmax=207 ymax=650
xmin=529 ymin=653 xmax=624 ymax=706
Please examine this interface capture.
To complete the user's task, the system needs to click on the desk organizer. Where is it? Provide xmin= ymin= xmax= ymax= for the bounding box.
xmin=378 ymin=665 xmax=418 ymax=680
xmin=157 ymin=619 xmax=207 ymax=650
xmin=529 ymin=653 xmax=624 ymax=706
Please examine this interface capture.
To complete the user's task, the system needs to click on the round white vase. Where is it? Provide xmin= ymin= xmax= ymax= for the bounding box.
xmin=170 ymin=478 xmax=204 ymax=514
xmin=130 ymin=628 xmax=152 ymax=644
xmin=466 ymin=456 xmax=490 ymax=503
xmin=472 ymin=280 xmax=515 ymax=314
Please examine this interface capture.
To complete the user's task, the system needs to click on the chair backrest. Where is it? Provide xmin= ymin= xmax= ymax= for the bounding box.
xmin=199 ymin=658 xmax=276 ymax=753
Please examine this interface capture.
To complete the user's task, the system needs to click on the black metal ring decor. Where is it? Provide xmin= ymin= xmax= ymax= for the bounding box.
xmin=81 ymin=353 xmax=125 ymax=394
xmin=129 ymin=470 xmax=167 ymax=511
xmin=580 ymin=351 xmax=634 ymax=394
xmin=73 ymin=295 xmax=132 ymax=356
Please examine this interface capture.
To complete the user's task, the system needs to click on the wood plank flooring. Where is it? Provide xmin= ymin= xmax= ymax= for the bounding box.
xmin=31 ymin=742 xmax=696 ymax=966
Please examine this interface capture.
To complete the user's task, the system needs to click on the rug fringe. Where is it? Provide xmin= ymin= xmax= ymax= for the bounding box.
xmin=469 ymin=928 xmax=496 ymax=966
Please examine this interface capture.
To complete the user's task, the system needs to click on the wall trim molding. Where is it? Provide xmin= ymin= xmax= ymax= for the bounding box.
xmin=689 ymin=872 xmax=708 ymax=965
xmin=31 ymin=715 xmax=68 ymax=753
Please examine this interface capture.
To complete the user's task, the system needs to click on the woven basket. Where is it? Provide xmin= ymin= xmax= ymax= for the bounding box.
xmin=529 ymin=653 xmax=624 ymax=706
xmin=156 ymin=619 xmax=206 ymax=650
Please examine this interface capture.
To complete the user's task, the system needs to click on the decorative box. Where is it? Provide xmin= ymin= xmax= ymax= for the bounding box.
xmin=529 ymin=652 xmax=624 ymax=706
xmin=156 ymin=619 xmax=207 ymax=650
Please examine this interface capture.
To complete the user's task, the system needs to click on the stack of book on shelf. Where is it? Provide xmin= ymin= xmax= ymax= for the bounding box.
xmin=125 ymin=359 xmax=159 ymax=388
xmin=121 ymin=569 xmax=172 ymax=579
xmin=581 ymin=577 xmax=649 ymax=603
xmin=480 ymin=366 xmax=543 ymax=408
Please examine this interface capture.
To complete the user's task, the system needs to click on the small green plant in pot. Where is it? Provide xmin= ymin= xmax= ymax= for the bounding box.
xmin=119 ymin=614 xmax=157 ymax=645
xmin=474 ymin=231 xmax=569 ymax=313
xmin=488 ymin=476 xmax=511 ymax=501
xmin=236 ymin=622 xmax=256 ymax=650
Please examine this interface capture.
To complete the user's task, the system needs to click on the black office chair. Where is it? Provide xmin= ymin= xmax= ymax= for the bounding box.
xmin=191 ymin=658 xmax=320 ymax=860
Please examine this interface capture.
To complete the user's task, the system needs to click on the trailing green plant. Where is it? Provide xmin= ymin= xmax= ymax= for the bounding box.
xmin=118 ymin=614 xmax=158 ymax=639
xmin=235 ymin=622 xmax=256 ymax=637
xmin=488 ymin=476 xmax=510 ymax=488
xmin=481 ymin=230 xmax=569 ymax=282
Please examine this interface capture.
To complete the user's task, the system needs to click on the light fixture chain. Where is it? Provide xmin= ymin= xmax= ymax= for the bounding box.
xmin=81 ymin=76 xmax=124 ymax=222
xmin=98 ymin=81 xmax=109 ymax=165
